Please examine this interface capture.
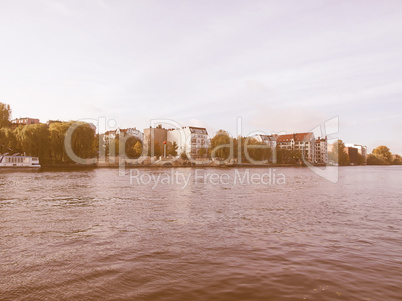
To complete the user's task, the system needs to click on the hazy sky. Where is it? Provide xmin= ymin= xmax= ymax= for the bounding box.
xmin=1 ymin=0 xmax=402 ymax=153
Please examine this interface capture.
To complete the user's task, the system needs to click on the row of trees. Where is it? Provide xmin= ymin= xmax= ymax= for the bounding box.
xmin=328 ymin=140 xmax=402 ymax=166
xmin=3 ymin=101 xmax=401 ymax=165
xmin=0 ymin=121 xmax=97 ymax=164
xmin=106 ymin=135 xmax=143 ymax=158
xmin=367 ymin=146 xmax=402 ymax=165
xmin=1 ymin=102 xmax=96 ymax=164
xmin=106 ymin=138 xmax=179 ymax=158
xmin=209 ymin=130 xmax=305 ymax=164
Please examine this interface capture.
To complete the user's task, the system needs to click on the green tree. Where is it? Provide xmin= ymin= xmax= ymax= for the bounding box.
xmin=329 ymin=139 xmax=349 ymax=166
xmin=276 ymin=147 xmax=293 ymax=164
xmin=167 ymin=141 xmax=178 ymax=157
xmin=357 ymin=153 xmax=365 ymax=165
xmin=49 ymin=121 xmax=95 ymax=163
xmin=134 ymin=141 xmax=143 ymax=158
xmin=0 ymin=102 xmax=12 ymax=128
xmin=0 ymin=127 xmax=17 ymax=153
xmin=392 ymin=154 xmax=402 ymax=165
xmin=180 ymin=150 xmax=188 ymax=160
xmin=244 ymin=138 xmax=272 ymax=163
xmin=198 ymin=147 xmax=207 ymax=158
xmin=14 ymin=124 xmax=50 ymax=161
xmin=210 ymin=130 xmax=233 ymax=161
xmin=124 ymin=136 xmax=141 ymax=158
xmin=49 ymin=122 xmax=71 ymax=162
xmin=367 ymin=153 xmax=390 ymax=165
xmin=113 ymin=134 xmax=120 ymax=156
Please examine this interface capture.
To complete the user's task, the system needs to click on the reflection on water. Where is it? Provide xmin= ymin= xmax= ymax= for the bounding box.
xmin=1 ymin=166 xmax=402 ymax=300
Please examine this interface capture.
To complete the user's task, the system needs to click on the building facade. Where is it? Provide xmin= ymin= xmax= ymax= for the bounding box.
xmin=167 ymin=126 xmax=209 ymax=159
xmin=315 ymin=137 xmax=328 ymax=164
xmin=143 ymin=126 xmax=168 ymax=156
xmin=276 ymin=132 xmax=316 ymax=163
xmin=253 ymin=134 xmax=277 ymax=149
xmin=345 ymin=144 xmax=367 ymax=164
xmin=104 ymin=127 xmax=143 ymax=144
xmin=347 ymin=147 xmax=359 ymax=165
xmin=12 ymin=117 xmax=40 ymax=126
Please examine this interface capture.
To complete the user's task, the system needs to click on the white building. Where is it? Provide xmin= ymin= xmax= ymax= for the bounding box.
xmin=12 ymin=117 xmax=40 ymax=125
xmin=103 ymin=127 xmax=143 ymax=145
xmin=253 ymin=134 xmax=277 ymax=149
xmin=167 ymin=126 xmax=209 ymax=159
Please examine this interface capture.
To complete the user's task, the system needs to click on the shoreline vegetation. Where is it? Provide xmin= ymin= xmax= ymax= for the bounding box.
xmin=39 ymin=162 xmax=402 ymax=170
xmin=1 ymin=102 xmax=401 ymax=167
xmin=40 ymin=161 xmax=307 ymax=169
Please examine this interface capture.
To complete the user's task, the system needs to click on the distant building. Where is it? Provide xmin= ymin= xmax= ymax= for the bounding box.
xmin=347 ymin=147 xmax=359 ymax=165
xmin=345 ymin=144 xmax=367 ymax=164
xmin=253 ymin=134 xmax=277 ymax=149
xmin=104 ymin=127 xmax=143 ymax=145
xmin=143 ymin=126 xmax=168 ymax=156
xmin=315 ymin=137 xmax=328 ymax=164
xmin=12 ymin=117 xmax=40 ymax=126
xmin=167 ymin=126 xmax=209 ymax=159
xmin=276 ymin=132 xmax=316 ymax=163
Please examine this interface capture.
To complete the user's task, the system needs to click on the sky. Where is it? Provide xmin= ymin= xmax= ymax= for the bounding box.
xmin=1 ymin=0 xmax=402 ymax=154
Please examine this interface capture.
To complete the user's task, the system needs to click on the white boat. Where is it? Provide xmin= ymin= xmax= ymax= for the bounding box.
xmin=0 ymin=153 xmax=41 ymax=168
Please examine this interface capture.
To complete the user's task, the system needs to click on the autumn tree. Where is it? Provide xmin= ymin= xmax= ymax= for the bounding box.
xmin=134 ymin=141 xmax=143 ymax=158
xmin=124 ymin=136 xmax=141 ymax=159
xmin=372 ymin=145 xmax=392 ymax=163
xmin=367 ymin=153 xmax=390 ymax=165
xmin=393 ymin=154 xmax=402 ymax=165
xmin=366 ymin=145 xmax=396 ymax=165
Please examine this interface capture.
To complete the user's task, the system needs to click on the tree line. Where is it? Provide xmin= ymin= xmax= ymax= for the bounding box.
xmin=328 ymin=139 xmax=401 ymax=165
xmin=209 ymin=130 xmax=306 ymax=164
xmin=0 ymin=102 xmax=96 ymax=164
xmin=367 ymin=145 xmax=402 ymax=165
xmin=2 ymin=101 xmax=401 ymax=165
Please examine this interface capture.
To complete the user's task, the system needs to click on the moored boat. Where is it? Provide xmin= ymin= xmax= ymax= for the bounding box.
xmin=0 ymin=153 xmax=41 ymax=168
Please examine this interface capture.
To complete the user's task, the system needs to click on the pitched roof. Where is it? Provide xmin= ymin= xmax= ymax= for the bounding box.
xmin=104 ymin=130 xmax=117 ymax=135
xmin=276 ymin=132 xmax=312 ymax=142
xmin=188 ymin=126 xmax=208 ymax=134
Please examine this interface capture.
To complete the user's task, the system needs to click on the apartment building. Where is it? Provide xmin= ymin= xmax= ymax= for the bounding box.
xmin=12 ymin=117 xmax=40 ymax=126
xmin=315 ymin=137 xmax=328 ymax=164
xmin=276 ymin=132 xmax=316 ymax=163
xmin=143 ymin=126 xmax=167 ymax=156
xmin=253 ymin=134 xmax=277 ymax=149
xmin=167 ymin=126 xmax=209 ymax=159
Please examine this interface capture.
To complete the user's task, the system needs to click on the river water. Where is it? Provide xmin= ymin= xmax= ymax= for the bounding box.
xmin=1 ymin=166 xmax=401 ymax=300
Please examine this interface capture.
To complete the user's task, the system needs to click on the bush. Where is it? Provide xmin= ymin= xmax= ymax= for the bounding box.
xmin=367 ymin=154 xmax=390 ymax=165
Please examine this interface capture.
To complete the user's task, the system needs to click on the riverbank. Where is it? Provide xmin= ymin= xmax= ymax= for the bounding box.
xmin=40 ymin=161 xmax=322 ymax=169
